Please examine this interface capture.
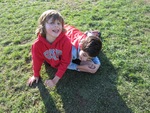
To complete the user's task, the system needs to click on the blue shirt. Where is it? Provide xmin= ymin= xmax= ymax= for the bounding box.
xmin=68 ymin=46 xmax=100 ymax=71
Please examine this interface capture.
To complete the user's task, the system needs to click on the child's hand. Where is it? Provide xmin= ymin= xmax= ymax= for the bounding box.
xmin=82 ymin=65 xmax=96 ymax=73
xmin=27 ymin=76 xmax=39 ymax=86
xmin=88 ymin=64 xmax=96 ymax=69
xmin=44 ymin=80 xmax=56 ymax=88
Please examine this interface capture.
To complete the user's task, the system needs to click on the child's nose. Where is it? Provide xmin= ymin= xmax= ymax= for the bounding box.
xmin=83 ymin=57 xmax=88 ymax=61
xmin=54 ymin=23 xmax=58 ymax=27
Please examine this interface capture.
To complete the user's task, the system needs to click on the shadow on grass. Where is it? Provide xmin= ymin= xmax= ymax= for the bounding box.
xmin=32 ymin=78 xmax=60 ymax=113
xmin=44 ymin=51 xmax=133 ymax=113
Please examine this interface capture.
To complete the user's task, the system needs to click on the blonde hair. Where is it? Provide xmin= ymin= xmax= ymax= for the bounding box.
xmin=35 ymin=10 xmax=65 ymax=38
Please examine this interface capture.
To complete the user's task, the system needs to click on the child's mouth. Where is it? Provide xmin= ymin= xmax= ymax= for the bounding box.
xmin=53 ymin=29 xmax=59 ymax=33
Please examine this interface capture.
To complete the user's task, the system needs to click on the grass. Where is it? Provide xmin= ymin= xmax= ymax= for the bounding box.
xmin=0 ymin=0 xmax=150 ymax=113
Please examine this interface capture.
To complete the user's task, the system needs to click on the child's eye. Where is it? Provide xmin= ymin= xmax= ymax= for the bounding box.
xmin=83 ymin=53 xmax=87 ymax=57
xmin=57 ymin=22 xmax=61 ymax=25
xmin=47 ymin=21 xmax=54 ymax=24
xmin=50 ymin=22 xmax=54 ymax=24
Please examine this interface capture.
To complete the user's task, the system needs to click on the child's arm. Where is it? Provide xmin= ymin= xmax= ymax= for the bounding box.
xmin=45 ymin=36 xmax=72 ymax=88
xmin=77 ymin=60 xmax=100 ymax=73
xmin=77 ymin=63 xmax=100 ymax=73
xmin=67 ymin=62 xmax=78 ymax=70
xmin=27 ymin=42 xmax=44 ymax=86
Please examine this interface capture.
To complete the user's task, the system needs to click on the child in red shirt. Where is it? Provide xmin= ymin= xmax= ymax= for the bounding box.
xmin=27 ymin=10 xmax=72 ymax=88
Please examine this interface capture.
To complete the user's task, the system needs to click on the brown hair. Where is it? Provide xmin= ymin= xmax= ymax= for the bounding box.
xmin=81 ymin=36 xmax=102 ymax=57
xmin=35 ymin=10 xmax=65 ymax=38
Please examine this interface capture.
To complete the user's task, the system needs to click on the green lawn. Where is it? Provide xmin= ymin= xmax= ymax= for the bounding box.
xmin=0 ymin=0 xmax=150 ymax=113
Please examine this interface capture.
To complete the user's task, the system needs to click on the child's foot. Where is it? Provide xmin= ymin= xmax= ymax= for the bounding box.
xmin=90 ymin=30 xmax=101 ymax=37
xmin=85 ymin=31 xmax=101 ymax=37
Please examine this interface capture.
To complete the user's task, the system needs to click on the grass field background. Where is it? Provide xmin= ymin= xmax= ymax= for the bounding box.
xmin=0 ymin=0 xmax=150 ymax=113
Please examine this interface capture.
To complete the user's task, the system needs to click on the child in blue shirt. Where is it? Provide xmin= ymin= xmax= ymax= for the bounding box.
xmin=65 ymin=25 xmax=102 ymax=73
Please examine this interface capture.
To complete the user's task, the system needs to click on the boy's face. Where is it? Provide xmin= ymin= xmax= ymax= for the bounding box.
xmin=79 ymin=50 xmax=92 ymax=61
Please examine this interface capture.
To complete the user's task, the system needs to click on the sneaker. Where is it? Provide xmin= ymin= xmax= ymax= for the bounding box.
xmin=85 ymin=30 xmax=101 ymax=38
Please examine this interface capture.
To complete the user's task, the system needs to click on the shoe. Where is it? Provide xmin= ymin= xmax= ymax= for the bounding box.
xmin=85 ymin=30 xmax=101 ymax=38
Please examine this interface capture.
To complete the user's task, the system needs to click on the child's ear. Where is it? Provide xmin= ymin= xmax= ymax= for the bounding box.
xmin=79 ymin=39 xmax=84 ymax=49
xmin=79 ymin=42 xmax=82 ymax=49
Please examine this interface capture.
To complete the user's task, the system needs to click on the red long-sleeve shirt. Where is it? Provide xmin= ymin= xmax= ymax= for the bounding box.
xmin=64 ymin=25 xmax=87 ymax=48
xmin=32 ymin=32 xmax=72 ymax=78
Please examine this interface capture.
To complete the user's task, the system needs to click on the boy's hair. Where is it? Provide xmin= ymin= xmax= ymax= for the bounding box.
xmin=35 ymin=10 xmax=65 ymax=38
xmin=81 ymin=36 xmax=102 ymax=57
